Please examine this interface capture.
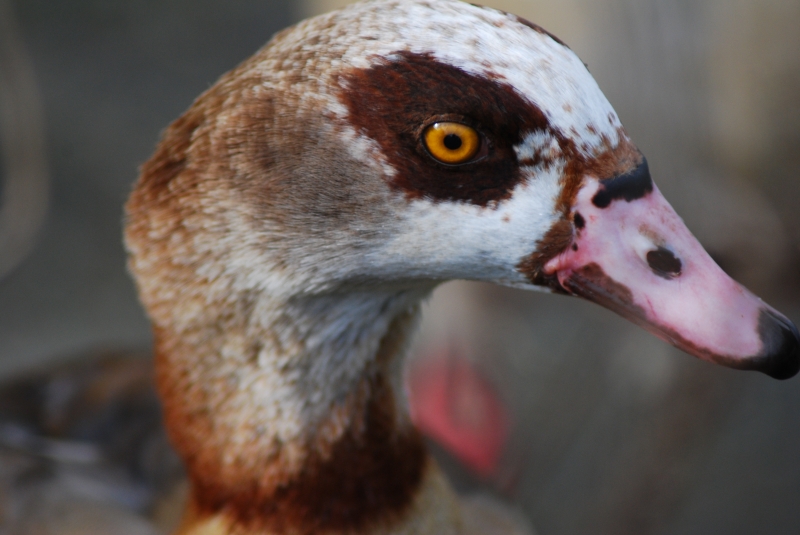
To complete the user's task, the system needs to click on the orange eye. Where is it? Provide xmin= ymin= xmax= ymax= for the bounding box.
xmin=423 ymin=122 xmax=481 ymax=165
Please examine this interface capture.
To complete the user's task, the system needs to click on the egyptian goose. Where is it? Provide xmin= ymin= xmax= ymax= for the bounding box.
xmin=122 ymin=0 xmax=800 ymax=533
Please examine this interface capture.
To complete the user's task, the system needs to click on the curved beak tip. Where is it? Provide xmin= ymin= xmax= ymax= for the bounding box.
xmin=544 ymin=173 xmax=800 ymax=381
xmin=756 ymin=309 xmax=800 ymax=380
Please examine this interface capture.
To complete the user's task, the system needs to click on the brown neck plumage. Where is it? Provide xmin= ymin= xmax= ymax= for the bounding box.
xmin=123 ymin=49 xmax=463 ymax=534
xmin=153 ymin=303 xmax=440 ymax=534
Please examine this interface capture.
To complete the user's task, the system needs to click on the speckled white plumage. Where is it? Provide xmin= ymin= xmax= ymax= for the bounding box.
xmin=253 ymin=0 xmax=623 ymax=291
xmin=281 ymin=0 xmax=621 ymax=143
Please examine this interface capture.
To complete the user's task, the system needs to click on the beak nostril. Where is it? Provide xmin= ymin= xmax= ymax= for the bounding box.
xmin=647 ymin=247 xmax=682 ymax=279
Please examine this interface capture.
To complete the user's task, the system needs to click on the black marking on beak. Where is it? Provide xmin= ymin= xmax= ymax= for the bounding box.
xmin=646 ymin=247 xmax=682 ymax=279
xmin=755 ymin=309 xmax=800 ymax=380
xmin=592 ymin=157 xmax=653 ymax=208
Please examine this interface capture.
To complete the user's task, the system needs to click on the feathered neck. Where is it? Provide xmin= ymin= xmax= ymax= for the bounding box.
xmin=121 ymin=9 xmax=491 ymax=529
xmin=149 ymin=282 xmax=467 ymax=534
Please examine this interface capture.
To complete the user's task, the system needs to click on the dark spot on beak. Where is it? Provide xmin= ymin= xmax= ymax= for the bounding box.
xmin=592 ymin=157 xmax=653 ymax=208
xmin=573 ymin=212 xmax=585 ymax=229
xmin=646 ymin=247 xmax=682 ymax=279
xmin=754 ymin=309 xmax=800 ymax=380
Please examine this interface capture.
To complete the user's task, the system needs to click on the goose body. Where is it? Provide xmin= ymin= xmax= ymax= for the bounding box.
xmin=122 ymin=1 xmax=800 ymax=534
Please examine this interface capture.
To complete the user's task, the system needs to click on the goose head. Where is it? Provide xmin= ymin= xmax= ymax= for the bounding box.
xmin=124 ymin=0 xmax=799 ymax=533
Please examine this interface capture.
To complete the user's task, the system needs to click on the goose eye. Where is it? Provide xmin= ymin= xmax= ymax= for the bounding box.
xmin=423 ymin=122 xmax=481 ymax=165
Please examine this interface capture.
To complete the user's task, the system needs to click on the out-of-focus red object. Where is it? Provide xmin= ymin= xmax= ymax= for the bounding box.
xmin=407 ymin=347 xmax=510 ymax=478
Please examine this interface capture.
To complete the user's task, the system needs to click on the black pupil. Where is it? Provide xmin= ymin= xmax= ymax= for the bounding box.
xmin=443 ymin=134 xmax=462 ymax=151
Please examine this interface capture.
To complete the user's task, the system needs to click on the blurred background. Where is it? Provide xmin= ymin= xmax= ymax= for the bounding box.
xmin=0 ymin=0 xmax=798 ymax=533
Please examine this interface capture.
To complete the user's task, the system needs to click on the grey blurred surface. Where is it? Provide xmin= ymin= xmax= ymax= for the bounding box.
xmin=1 ymin=0 xmax=799 ymax=534
xmin=0 ymin=0 xmax=295 ymax=377
xmin=0 ymin=0 xmax=48 ymax=280
xmin=416 ymin=283 xmax=800 ymax=535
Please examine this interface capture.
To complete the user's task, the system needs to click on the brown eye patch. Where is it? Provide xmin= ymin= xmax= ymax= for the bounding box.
xmin=338 ymin=51 xmax=553 ymax=206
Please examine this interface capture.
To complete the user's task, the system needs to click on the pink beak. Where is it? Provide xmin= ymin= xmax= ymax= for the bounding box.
xmin=544 ymin=158 xmax=800 ymax=380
